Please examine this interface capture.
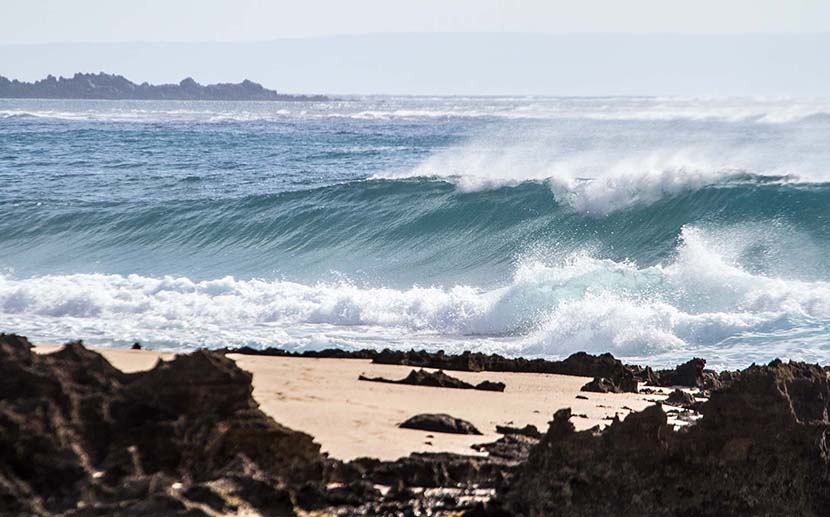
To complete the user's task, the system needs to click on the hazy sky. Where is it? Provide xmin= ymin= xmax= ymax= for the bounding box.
xmin=3 ymin=0 xmax=830 ymax=43
xmin=2 ymin=1 xmax=829 ymax=95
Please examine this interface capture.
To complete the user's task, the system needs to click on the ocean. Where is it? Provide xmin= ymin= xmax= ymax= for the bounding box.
xmin=1 ymin=96 xmax=829 ymax=369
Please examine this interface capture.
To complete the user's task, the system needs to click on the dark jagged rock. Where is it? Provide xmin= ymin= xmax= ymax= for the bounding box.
xmin=664 ymin=388 xmax=697 ymax=408
xmin=400 ymin=414 xmax=482 ymax=435
xmin=627 ymin=363 xmax=657 ymax=384
xmin=653 ymin=357 xmax=707 ymax=387
xmin=331 ymin=453 xmax=503 ymax=489
xmin=0 ymin=333 xmax=322 ymax=516
xmin=359 ymin=368 xmax=506 ymax=392
xmin=702 ymin=368 xmax=742 ymax=391
xmin=223 ymin=346 xmax=638 ymax=391
xmin=475 ymin=380 xmax=507 ymax=392
xmin=473 ymin=426 xmax=542 ymax=461
xmin=0 ymin=73 xmax=329 ymax=101
xmin=494 ymin=425 xmax=541 ymax=439
xmin=373 ymin=349 xmax=638 ymax=393
xmin=360 ymin=369 xmax=474 ymax=389
xmin=222 ymin=345 xmax=377 ymax=359
xmin=130 ymin=342 xmax=141 ymax=350
xmin=478 ymin=359 xmax=830 ymax=516
xmin=580 ymin=376 xmax=628 ymax=393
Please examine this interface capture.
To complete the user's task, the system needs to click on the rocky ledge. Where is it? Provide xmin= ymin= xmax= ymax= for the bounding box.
xmin=4 ymin=333 xmax=830 ymax=516
xmin=473 ymin=359 xmax=830 ymax=516
xmin=359 ymin=368 xmax=506 ymax=392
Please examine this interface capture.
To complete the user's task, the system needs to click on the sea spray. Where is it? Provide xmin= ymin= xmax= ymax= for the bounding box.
xmin=2 ymin=96 xmax=829 ymax=368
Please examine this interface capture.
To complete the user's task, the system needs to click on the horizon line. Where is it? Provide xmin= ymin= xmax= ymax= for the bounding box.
xmin=3 ymin=30 xmax=830 ymax=46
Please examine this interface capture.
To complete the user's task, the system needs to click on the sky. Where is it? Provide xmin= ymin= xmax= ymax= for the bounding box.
xmin=3 ymin=0 xmax=830 ymax=42
xmin=1 ymin=0 xmax=829 ymax=95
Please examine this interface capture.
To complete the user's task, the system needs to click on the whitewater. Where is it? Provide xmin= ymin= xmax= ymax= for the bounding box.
xmin=2 ymin=96 xmax=829 ymax=368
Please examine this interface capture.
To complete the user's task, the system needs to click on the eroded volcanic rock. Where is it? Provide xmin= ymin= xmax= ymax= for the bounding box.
xmin=580 ymin=376 xmax=630 ymax=393
xmin=0 ymin=333 xmax=323 ymax=516
xmin=664 ymin=388 xmax=697 ymax=408
xmin=653 ymin=357 xmax=707 ymax=388
xmin=359 ymin=368 xmax=506 ymax=392
xmin=224 ymin=346 xmax=639 ymax=392
xmin=373 ymin=349 xmax=638 ymax=392
xmin=477 ymin=359 xmax=830 ymax=516
xmin=400 ymin=414 xmax=482 ymax=435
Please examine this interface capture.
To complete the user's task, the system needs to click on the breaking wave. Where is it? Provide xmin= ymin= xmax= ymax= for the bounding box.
xmin=2 ymin=227 xmax=829 ymax=369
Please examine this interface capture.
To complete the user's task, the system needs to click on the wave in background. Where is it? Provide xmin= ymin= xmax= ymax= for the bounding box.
xmin=2 ymin=97 xmax=830 ymax=368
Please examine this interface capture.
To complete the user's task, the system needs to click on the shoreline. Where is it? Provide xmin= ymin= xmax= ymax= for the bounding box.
xmin=34 ymin=343 xmax=681 ymax=461
xmin=9 ymin=334 xmax=829 ymax=515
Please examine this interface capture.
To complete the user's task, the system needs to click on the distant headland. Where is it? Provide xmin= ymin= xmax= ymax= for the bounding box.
xmin=0 ymin=73 xmax=329 ymax=101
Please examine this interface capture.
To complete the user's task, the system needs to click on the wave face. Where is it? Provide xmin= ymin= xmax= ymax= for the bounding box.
xmin=2 ymin=97 xmax=830 ymax=368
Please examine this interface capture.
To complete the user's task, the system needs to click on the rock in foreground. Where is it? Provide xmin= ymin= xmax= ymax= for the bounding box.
xmin=478 ymin=359 xmax=830 ymax=516
xmin=0 ymin=333 xmax=323 ymax=516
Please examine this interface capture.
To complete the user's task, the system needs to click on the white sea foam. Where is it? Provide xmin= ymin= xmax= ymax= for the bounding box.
xmin=377 ymin=122 xmax=830 ymax=214
xmin=3 ymin=96 xmax=830 ymax=123
xmin=2 ymin=227 xmax=828 ymax=368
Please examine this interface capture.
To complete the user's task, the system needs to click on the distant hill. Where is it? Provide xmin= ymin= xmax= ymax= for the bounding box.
xmin=0 ymin=72 xmax=329 ymax=101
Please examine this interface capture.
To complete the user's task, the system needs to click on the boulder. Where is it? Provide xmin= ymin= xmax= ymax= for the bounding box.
xmin=399 ymin=414 xmax=482 ymax=435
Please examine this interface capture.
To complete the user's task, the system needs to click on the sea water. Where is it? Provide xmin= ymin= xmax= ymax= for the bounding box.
xmin=2 ymin=96 xmax=829 ymax=368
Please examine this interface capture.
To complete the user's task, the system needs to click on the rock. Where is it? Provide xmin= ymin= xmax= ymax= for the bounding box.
xmin=371 ymin=349 xmax=638 ymax=392
xmin=474 ymin=380 xmax=506 ymax=392
xmin=494 ymin=424 xmax=541 ymax=439
xmin=664 ymin=388 xmax=696 ymax=408
xmin=131 ymin=342 xmax=142 ymax=350
xmin=0 ymin=333 xmax=322 ymax=516
xmin=331 ymin=452 xmax=500 ymax=488
xmin=481 ymin=359 xmax=830 ymax=516
xmin=324 ymin=480 xmax=382 ymax=507
xmin=400 ymin=414 xmax=482 ymax=435
xmin=224 ymin=346 xmax=378 ymax=360
xmin=653 ymin=357 xmax=706 ymax=388
xmin=473 ymin=426 xmax=541 ymax=461
xmin=182 ymin=484 xmax=234 ymax=513
xmin=224 ymin=347 xmax=640 ymax=392
xmin=580 ymin=376 xmax=627 ymax=393
xmin=360 ymin=369 xmax=472 ymax=389
xmin=359 ymin=369 xmax=506 ymax=392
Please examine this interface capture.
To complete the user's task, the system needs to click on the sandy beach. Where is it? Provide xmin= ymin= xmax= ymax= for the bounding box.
xmin=35 ymin=344 xmax=672 ymax=461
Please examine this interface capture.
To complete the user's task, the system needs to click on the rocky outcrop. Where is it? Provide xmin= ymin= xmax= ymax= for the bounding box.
xmin=580 ymin=376 xmax=632 ymax=393
xmin=652 ymin=357 xmax=707 ymax=387
xmin=222 ymin=345 xmax=378 ymax=359
xmin=359 ymin=369 xmax=506 ymax=392
xmin=373 ymin=350 xmax=638 ymax=392
xmin=477 ymin=359 xmax=830 ymax=516
xmin=226 ymin=346 xmax=639 ymax=391
xmin=664 ymin=388 xmax=697 ymax=408
xmin=0 ymin=73 xmax=329 ymax=101
xmin=400 ymin=413 xmax=482 ymax=435
xmin=0 ymin=333 xmax=323 ymax=516
xmin=473 ymin=426 xmax=542 ymax=461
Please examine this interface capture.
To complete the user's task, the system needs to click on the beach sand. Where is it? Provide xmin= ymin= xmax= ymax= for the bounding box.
xmin=35 ymin=344 xmax=673 ymax=461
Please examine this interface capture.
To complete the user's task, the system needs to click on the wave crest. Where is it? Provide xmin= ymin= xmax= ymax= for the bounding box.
xmin=2 ymin=227 xmax=828 ymax=368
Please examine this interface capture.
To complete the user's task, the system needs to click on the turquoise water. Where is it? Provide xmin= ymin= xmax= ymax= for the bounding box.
xmin=2 ymin=97 xmax=830 ymax=368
